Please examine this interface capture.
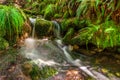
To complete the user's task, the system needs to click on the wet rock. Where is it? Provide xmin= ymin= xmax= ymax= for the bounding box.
xmin=65 ymin=69 xmax=84 ymax=80
xmin=73 ymin=45 xmax=80 ymax=50
xmin=49 ymin=69 xmax=84 ymax=80
xmin=35 ymin=18 xmax=54 ymax=38
xmin=114 ymin=54 xmax=120 ymax=59
xmin=76 ymin=49 xmax=96 ymax=56
xmin=61 ymin=18 xmax=80 ymax=32
xmin=22 ymin=62 xmax=32 ymax=76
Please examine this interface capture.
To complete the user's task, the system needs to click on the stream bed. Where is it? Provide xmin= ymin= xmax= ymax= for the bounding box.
xmin=0 ymin=38 xmax=120 ymax=80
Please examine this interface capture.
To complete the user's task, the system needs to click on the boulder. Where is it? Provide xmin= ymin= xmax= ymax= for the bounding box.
xmin=35 ymin=18 xmax=54 ymax=38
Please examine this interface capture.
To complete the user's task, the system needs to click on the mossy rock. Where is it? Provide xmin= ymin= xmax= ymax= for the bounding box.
xmin=63 ymin=28 xmax=74 ymax=44
xmin=29 ymin=64 xmax=57 ymax=80
xmin=61 ymin=18 xmax=82 ymax=32
xmin=39 ymin=66 xmax=57 ymax=79
xmin=71 ymin=35 xmax=86 ymax=45
xmin=35 ymin=18 xmax=54 ymax=38
xmin=70 ymin=28 xmax=91 ymax=45
xmin=0 ymin=37 xmax=9 ymax=50
xmin=22 ymin=62 xmax=33 ymax=76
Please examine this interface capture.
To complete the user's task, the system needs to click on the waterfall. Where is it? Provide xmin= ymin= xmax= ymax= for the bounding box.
xmin=29 ymin=17 xmax=36 ymax=38
xmin=52 ymin=21 xmax=61 ymax=38
xmin=22 ymin=38 xmax=60 ymax=67
xmin=25 ymin=18 xmax=117 ymax=80
xmin=56 ymin=39 xmax=110 ymax=80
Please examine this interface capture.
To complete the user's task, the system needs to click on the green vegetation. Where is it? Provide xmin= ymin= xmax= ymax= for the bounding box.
xmin=0 ymin=5 xmax=26 ymax=41
xmin=0 ymin=37 xmax=9 ymax=50
xmin=0 ymin=0 xmax=120 ymax=80
xmin=22 ymin=0 xmax=120 ymax=49
xmin=35 ymin=18 xmax=54 ymax=38
xmin=29 ymin=64 xmax=57 ymax=80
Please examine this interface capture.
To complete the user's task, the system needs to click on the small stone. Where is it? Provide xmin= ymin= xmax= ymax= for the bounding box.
xmin=68 ymin=45 xmax=73 ymax=51
xmin=101 ymin=68 xmax=108 ymax=73
xmin=73 ymin=45 xmax=79 ymax=50
xmin=116 ymin=72 xmax=120 ymax=77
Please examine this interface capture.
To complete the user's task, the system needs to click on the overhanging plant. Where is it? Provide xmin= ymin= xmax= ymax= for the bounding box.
xmin=0 ymin=5 xmax=26 ymax=41
xmin=79 ymin=20 xmax=120 ymax=49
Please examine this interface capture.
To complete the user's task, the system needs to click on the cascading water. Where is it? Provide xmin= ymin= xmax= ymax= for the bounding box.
xmin=52 ymin=21 xmax=61 ymax=38
xmin=29 ymin=17 xmax=36 ymax=38
xmin=22 ymin=38 xmax=60 ymax=67
xmin=22 ymin=18 xmax=120 ymax=80
xmin=56 ymin=40 xmax=110 ymax=80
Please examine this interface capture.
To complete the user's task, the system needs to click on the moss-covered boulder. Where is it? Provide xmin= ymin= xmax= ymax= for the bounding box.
xmin=61 ymin=18 xmax=82 ymax=32
xmin=66 ymin=27 xmax=92 ymax=45
xmin=63 ymin=28 xmax=74 ymax=44
xmin=35 ymin=18 xmax=54 ymax=38
xmin=0 ymin=37 xmax=9 ymax=50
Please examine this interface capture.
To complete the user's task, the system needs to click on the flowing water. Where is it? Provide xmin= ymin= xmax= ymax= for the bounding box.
xmin=52 ymin=21 xmax=61 ymax=39
xmin=0 ymin=18 xmax=119 ymax=80
xmin=29 ymin=17 xmax=36 ymax=38
xmin=21 ymin=18 xmax=120 ymax=80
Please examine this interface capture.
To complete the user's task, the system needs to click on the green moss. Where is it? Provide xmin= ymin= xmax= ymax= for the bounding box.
xmin=39 ymin=66 xmax=57 ymax=79
xmin=61 ymin=19 xmax=71 ymax=32
xmin=0 ymin=37 xmax=9 ymax=50
xmin=29 ymin=64 xmax=41 ymax=80
xmin=0 ymin=5 xmax=26 ymax=41
xmin=63 ymin=28 xmax=74 ymax=44
xmin=61 ymin=18 xmax=81 ymax=32
xmin=30 ymin=64 xmax=57 ymax=80
xmin=35 ymin=18 xmax=54 ymax=37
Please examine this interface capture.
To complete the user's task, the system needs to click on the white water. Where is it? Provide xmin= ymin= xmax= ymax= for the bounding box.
xmin=52 ymin=21 xmax=61 ymax=38
xmin=29 ymin=18 xmax=36 ymax=38
xmin=22 ymin=38 xmax=60 ymax=67
xmin=56 ymin=39 xmax=110 ymax=80
xmin=52 ymin=22 xmax=110 ymax=80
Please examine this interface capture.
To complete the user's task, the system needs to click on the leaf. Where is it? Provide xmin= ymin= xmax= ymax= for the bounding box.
xmin=104 ymin=27 xmax=115 ymax=33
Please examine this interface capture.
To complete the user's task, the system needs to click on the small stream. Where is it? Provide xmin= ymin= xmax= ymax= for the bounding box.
xmin=28 ymin=17 xmax=120 ymax=80
xmin=0 ymin=17 xmax=119 ymax=80
xmin=21 ymin=37 xmax=120 ymax=80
